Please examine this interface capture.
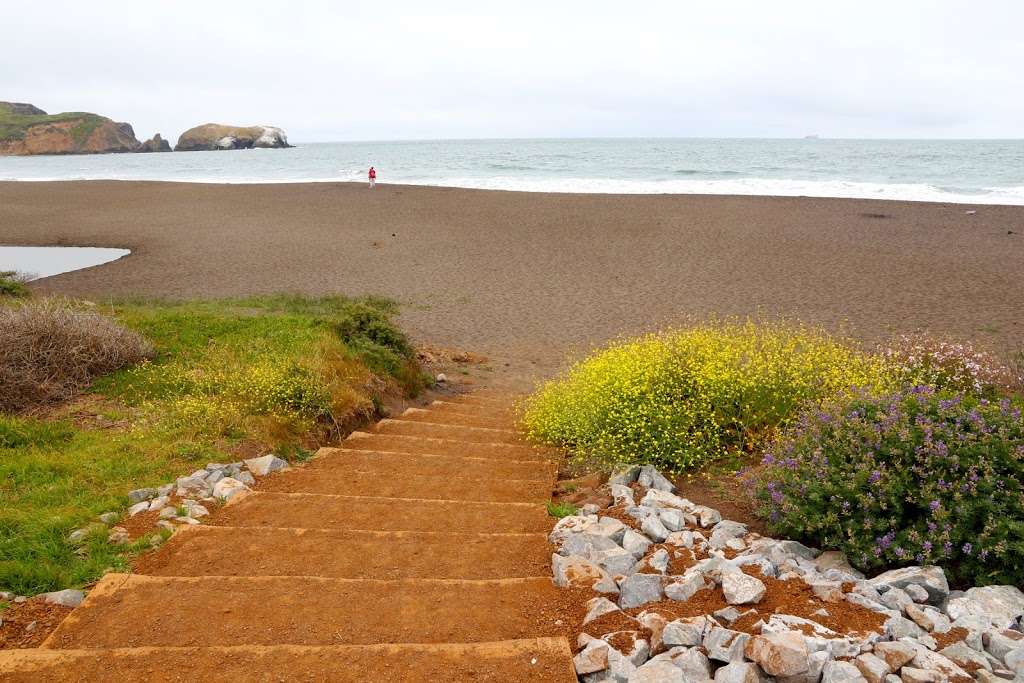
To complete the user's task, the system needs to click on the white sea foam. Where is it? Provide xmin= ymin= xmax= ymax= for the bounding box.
xmin=394 ymin=176 xmax=1024 ymax=205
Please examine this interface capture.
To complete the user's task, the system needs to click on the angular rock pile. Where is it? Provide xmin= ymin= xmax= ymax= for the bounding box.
xmin=552 ymin=465 xmax=1024 ymax=683
xmin=68 ymin=454 xmax=289 ymax=543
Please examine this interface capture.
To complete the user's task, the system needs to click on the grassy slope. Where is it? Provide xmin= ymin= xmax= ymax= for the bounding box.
xmin=0 ymin=295 xmax=426 ymax=595
xmin=0 ymin=106 xmax=105 ymax=143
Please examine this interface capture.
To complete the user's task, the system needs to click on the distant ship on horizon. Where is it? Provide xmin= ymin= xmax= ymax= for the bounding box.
xmin=803 ymin=134 xmax=821 ymax=139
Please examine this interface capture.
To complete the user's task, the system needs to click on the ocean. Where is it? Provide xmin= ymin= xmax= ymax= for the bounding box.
xmin=1 ymin=138 xmax=1023 ymax=205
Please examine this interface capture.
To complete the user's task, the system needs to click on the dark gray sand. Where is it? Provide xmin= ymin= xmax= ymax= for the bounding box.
xmin=2 ymin=181 xmax=1022 ymax=380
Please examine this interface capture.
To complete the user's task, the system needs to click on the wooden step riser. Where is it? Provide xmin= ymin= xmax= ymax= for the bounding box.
xmin=258 ymin=470 xmax=551 ymax=503
xmin=400 ymin=408 xmax=515 ymax=430
xmin=373 ymin=420 xmax=525 ymax=444
xmin=344 ymin=432 xmax=554 ymax=462
xmin=138 ymin=527 xmax=550 ymax=580
xmin=310 ymin=447 xmax=554 ymax=480
xmin=44 ymin=574 xmax=567 ymax=649
xmin=0 ymin=639 xmax=576 ymax=682
xmin=209 ymin=493 xmax=552 ymax=534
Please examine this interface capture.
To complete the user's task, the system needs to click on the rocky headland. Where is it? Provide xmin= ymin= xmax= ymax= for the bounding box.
xmin=173 ymin=123 xmax=291 ymax=151
xmin=0 ymin=102 xmax=291 ymax=155
xmin=0 ymin=102 xmax=140 ymax=155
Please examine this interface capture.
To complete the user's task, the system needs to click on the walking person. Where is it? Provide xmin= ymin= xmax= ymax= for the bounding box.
xmin=368 ymin=166 xmax=376 ymax=189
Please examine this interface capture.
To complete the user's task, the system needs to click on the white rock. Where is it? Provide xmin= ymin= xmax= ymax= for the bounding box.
xmin=619 ymin=573 xmax=664 ymax=608
xmin=662 ymin=616 xmax=715 ymax=647
xmin=694 ymin=506 xmax=722 ymax=527
xmin=243 ymin=454 xmax=289 ymax=476
xmin=623 ymin=529 xmax=654 ymax=557
xmin=873 ymin=641 xmax=916 ymax=671
xmin=641 ymin=515 xmax=671 ymax=543
xmin=905 ymin=640 xmax=974 ymax=682
xmin=609 ymin=466 xmax=641 ymax=486
xmin=880 ymin=587 xmax=913 ymax=612
xmin=939 ymin=642 xmax=991 ymax=673
xmin=714 ymin=661 xmax=762 ymax=683
xmin=984 ymin=629 xmax=1024 ymax=661
xmin=648 ymin=647 xmax=712 ymax=681
xmin=235 ymin=471 xmax=256 ymax=486
xmin=665 ymin=570 xmax=711 ymax=602
xmin=595 ymin=547 xmax=640 ymax=576
xmin=722 ymin=568 xmax=766 ymax=605
xmin=147 ymin=496 xmax=169 ymax=511
xmin=575 ymin=638 xmax=611 ymax=675
xmin=709 ymin=521 xmax=748 ymax=549
xmin=903 ymin=584 xmax=930 ymax=603
xmin=658 ymin=508 xmax=686 ymax=532
xmin=128 ymin=501 xmax=150 ymax=517
xmin=127 ymin=488 xmax=156 ymax=504
xmin=869 ymin=566 xmax=949 ymax=606
xmin=158 ymin=507 xmax=177 ymax=519
xmin=552 ymin=554 xmax=618 ymax=593
xmin=946 ymin=586 xmax=1024 ymax=630
xmin=212 ymin=477 xmax=249 ymax=502
xmin=98 ymin=512 xmax=119 ymax=524
xmin=610 ymin=484 xmax=636 ymax=506
xmin=745 ymin=632 xmax=809 ymax=677
xmin=630 ymin=659 xmax=685 ymax=683
xmin=823 ymin=660 xmax=867 ymax=683
xmin=638 ymin=466 xmax=675 ymax=492
xmin=905 ymin=604 xmax=951 ymax=633
xmin=898 ymin=667 xmax=936 ymax=683
xmin=705 ymin=627 xmax=750 ymax=662
xmin=584 ymin=597 xmax=622 ymax=625
xmin=664 ymin=530 xmax=694 ymax=549
xmin=41 ymin=589 xmax=85 ymax=608
xmin=853 ymin=653 xmax=891 ymax=683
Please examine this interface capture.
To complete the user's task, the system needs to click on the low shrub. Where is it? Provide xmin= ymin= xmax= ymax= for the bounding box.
xmin=882 ymin=334 xmax=1022 ymax=398
xmin=0 ymin=271 xmax=31 ymax=298
xmin=0 ymin=300 xmax=153 ymax=412
xmin=749 ymin=387 xmax=1024 ymax=586
xmin=523 ymin=321 xmax=896 ymax=471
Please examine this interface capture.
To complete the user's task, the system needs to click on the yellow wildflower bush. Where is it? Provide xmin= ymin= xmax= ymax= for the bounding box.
xmin=523 ymin=321 xmax=897 ymax=471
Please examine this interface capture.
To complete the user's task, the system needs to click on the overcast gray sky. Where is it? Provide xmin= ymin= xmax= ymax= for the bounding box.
xmin=5 ymin=1 xmax=1022 ymax=142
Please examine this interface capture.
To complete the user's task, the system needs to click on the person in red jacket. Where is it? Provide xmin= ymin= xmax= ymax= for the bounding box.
xmin=368 ymin=166 xmax=377 ymax=189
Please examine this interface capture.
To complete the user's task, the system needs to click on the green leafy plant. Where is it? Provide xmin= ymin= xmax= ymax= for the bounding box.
xmin=749 ymin=387 xmax=1024 ymax=586
xmin=523 ymin=321 xmax=896 ymax=471
xmin=546 ymin=501 xmax=579 ymax=519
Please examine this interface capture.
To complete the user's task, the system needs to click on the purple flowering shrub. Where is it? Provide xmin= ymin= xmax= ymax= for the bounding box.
xmin=749 ymin=386 xmax=1024 ymax=586
xmin=882 ymin=334 xmax=1023 ymax=398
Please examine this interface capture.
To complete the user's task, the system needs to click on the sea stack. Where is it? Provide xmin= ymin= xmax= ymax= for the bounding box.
xmin=0 ymin=101 xmax=141 ymax=155
xmin=174 ymin=123 xmax=291 ymax=151
xmin=137 ymin=133 xmax=172 ymax=153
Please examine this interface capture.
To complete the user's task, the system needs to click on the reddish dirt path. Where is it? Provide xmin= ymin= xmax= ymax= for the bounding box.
xmin=0 ymin=393 xmax=577 ymax=682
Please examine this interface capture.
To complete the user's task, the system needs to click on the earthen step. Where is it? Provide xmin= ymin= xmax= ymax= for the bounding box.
xmin=0 ymin=639 xmax=577 ymax=682
xmin=438 ymin=392 xmax=514 ymax=404
xmin=257 ymin=468 xmax=552 ymax=503
xmin=429 ymin=400 xmax=517 ymax=419
xmin=44 ymin=574 xmax=567 ymax=649
xmin=308 ymin=447 xmax=555 ymax=480
xmin=374 ymin=418 xmax=525 ymax=444
xmin=343 ymin=431 xmax=554 ymax=462
xmin=400 ymin=406 xmax=514 ymax=430
xmin=138 ymin=526 xmax=550 ymax=580
xmin=209 ymin=492 xmax=552 ymax=534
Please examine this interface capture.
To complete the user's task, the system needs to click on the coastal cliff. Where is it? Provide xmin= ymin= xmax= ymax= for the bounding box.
xmin=174 ymin=123 xmax=291 ymax=151
xmin=0 ymin=102 xmax=141 ymax=155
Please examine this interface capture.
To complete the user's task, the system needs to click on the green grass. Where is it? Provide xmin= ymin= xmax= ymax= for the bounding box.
xmin=0 ymin=294 xmax=427 ymax=595
xmin=0 ymin=105 xmax=105 ymax=144
xmin=0 ymin=272 xmax=30 ymax=298
xmin=546 ymin=501 xmax=579 ymax=519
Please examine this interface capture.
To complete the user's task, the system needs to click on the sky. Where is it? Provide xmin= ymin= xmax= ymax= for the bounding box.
xmin=5 ymin=1 xmax=1023 ymax=143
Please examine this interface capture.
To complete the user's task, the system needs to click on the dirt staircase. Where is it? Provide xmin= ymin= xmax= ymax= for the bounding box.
xmin=0 ymin=393 xmax=576 ymax=682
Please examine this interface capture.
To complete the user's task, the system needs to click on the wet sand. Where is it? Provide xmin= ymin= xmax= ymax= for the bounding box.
xmin=1 ymin=181 xmax=1022 ymax=378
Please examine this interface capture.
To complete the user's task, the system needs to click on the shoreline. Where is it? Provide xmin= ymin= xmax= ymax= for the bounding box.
xmin=0 ymin=177 xmax=1022 ymax=206
xmin=2 ymin=180 xmax=1022 ymax=378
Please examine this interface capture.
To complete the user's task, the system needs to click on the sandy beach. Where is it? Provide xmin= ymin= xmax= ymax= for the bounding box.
xmin=1 ymin=180 xmax=1022 ymax=377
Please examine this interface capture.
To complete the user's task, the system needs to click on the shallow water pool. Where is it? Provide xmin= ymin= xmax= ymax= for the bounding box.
xmin=0 ymin=245 xmax=130 ymax=280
